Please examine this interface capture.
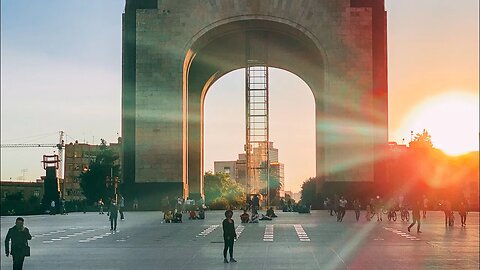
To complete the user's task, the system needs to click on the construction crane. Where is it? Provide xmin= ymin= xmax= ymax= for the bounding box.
xmin=1 ymin=131 xmax=65 ymax=194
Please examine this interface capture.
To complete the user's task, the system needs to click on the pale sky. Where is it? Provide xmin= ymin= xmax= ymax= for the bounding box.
xmin=1 ymin=1 xmax=478 ymax=193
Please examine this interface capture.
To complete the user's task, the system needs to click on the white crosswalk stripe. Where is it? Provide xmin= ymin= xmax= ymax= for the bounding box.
xmin=263 ymin=225 xmax=274 ymax=242
xmin=294 ymin=224 xmax=311 ymax=242
xmin=384 ymin=227 xmax=421 ymax=241
xmin=196 ymin=224 xmax=219 ymax=238
xmin=234 ymin=225 xmax=245 ymax=241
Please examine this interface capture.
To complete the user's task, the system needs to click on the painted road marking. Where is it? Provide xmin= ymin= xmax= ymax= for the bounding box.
xmin=384 ymin=227 xmax=420 ymax=241
xmin=263 ymin=225 xmax=274 ymax=242
xmin=197 ymin=225 xmax=220 ymax=238
xmin=294 ymin=224 xmax=311 ymax=242
xmin=234 ymin=225 xmax=245 ymax=241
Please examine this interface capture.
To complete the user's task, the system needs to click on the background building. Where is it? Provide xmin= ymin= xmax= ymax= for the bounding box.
xmin=214 ymin=142 xmax=285 ymax=197
xmin=1 ymin=180 xmax=44 ymax=202
xmin=62 ymin=138 xmax=121 ymax=201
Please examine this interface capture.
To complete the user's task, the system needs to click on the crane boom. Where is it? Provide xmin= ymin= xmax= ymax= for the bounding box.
xmin=1 ymin=143 xmax=60 ymax=148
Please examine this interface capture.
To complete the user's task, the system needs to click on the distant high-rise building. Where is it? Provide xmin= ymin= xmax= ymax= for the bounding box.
xmin=213 ymin=142 xmax=284 ymax=196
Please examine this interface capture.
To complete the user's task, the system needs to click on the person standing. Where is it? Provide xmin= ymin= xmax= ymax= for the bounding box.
xmin=98 ymin=198 xmax=104 ymax=214
xmin=252 ymin=195 xmax=260 ymax=215
xmin=246 ymin=196 xmax=252 ymax=211
xmin=109 ymin=200 xmax=119 ymax=231
xmin=375 ymin=196 xmax=383 ymax=221
xmin=365 ymin=203 xmax=372 ymax=221
xmin=5 ymin=217 xmax=32 ymax=270
xmin=50 ymin=200 xmax=56 ymax=215
xmin=422 ymin=195 xmax=428 ymax=218
xmin=443 ymin=200 xmax=453 ymax=227
xmin=353 ymin=199 xmax=361 ymax=221
xmin=408 ymin=200 xmax=421 ymax=233
xmin=133 ymin=198 xmax=139 ymax=210
xmin=458 ymin=200 xmax=468 ymax=227
xmin=118 ymin=195 xmax=125 ymax=220
xmin=222 ymin=210 xmax=237 ymax=263
xmin=337 ymin=196 xmax=347 ymax=222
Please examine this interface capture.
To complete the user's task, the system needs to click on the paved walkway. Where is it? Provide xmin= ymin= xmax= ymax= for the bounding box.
xmin=1 ymin=210 xmax=478 ymax=269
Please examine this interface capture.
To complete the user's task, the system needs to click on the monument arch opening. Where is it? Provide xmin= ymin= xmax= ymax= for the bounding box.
xmin=185 ymin=19 xmax=327 ymax=199
xmin=204 ymin=68 xmax=316 ymax=199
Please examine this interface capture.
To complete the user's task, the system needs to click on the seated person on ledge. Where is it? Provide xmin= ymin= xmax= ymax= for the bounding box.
xmin=189 ymin=210 xmax=199 ymax=220
xmin=173 ymin=210 xmax=183 ymax=223
xmin=164 ymin=210 xmax=173 ymax=223
xmin=266 ymin=207 xmax=278 ymax=218
xmin=198 ymin=208 xmax=205 ymax=220
xmin=250 ymin=213 xmax=259 ymax=223
xmin=240 ymin=210 xmax=250 ymax=223
xmin=259 ymin=214 xmax=272 ymax=221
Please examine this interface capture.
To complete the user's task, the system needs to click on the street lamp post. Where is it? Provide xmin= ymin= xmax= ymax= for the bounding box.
xmin=106 ymin=171 xmax=120 ymax=202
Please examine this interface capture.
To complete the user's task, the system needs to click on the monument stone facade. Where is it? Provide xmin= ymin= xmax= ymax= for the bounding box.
xmin=122 ymin=0 xmax=388 ymax=205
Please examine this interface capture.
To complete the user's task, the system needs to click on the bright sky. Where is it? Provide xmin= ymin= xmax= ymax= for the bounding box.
xmin=1 ymin=1 xmax=478 ymax=192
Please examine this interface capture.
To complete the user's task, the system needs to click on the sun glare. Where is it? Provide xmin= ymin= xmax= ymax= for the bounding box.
xmin=397 ymin=91 xmax=479 ymax=156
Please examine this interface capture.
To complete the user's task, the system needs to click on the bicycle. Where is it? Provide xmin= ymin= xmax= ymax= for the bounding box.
xmin=387 ymin=209 xmax=397 ymax=221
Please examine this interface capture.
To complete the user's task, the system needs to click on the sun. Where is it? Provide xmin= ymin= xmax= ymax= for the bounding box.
xmin=397 ymin=91 xmax=479 ymax=156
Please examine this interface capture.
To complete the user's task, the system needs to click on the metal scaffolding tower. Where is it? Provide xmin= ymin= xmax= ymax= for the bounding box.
xmin=245 ymin=33 xmax=270 ymax=205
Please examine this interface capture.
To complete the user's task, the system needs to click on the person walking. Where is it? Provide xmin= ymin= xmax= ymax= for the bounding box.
xmin=442 ymin=200 xmax=453 ymax=227
xmin=5 ymin=217 xmax=32 ymax=270
xmin=118 ymin=195 xmax=125 ymax=220
xmin=333 ymin=194 xmax=339 ymax=216
xmin=408 ymin=200 xmax=421 ymax=233
xmin=353 ymin=199 xmax=361 ymax=221
xmin=337 ymin=196 xmax=347 ymax=222
xmin=222 ymin=210 xmax=237 ymax=263
xmin=109 ymin=200 xmax=119 ymax=231
xmin=327 ymin=197 xmax=334 ymax=216
xmin=458 ymin=200 xmax=468 ymax=227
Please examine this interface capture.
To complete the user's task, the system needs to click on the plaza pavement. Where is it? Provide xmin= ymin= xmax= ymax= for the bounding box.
xmin=1 ymin=210 xmax=478 ymax=270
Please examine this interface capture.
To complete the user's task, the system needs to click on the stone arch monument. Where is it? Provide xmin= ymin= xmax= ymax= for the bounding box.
xmin=122 ymin=0 xmax=388 ymax=206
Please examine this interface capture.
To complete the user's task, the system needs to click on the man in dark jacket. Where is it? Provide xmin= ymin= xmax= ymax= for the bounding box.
xmin=5 ymin=217 xmax=32 ymax=270
xmin=408 ymin=200 xmax=422 ymax=233
xmin=109 ymin=200 xmax=119 ymax=231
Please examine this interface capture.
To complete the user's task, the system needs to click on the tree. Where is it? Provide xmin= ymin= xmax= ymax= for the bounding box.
xmin=204 ymin=172 xmax=245 ymax=209
xmin=204 ymin=171 xmax=223 ymax=204
xmin=259 ymin=162 xmax=283 ymax=205
xmin=300 ymin=177 xmax=317 ymax=206
xmin=79 ymin=140 xmax=120 ymax=204
xmin=410 ymin=129 xmax=433 ymax=149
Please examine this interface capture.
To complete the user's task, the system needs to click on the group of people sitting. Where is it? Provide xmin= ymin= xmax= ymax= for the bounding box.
xmin=240 ymin=207 xmax=278 ymax=223
xmin=163 ymin=210 xmax=183 ymax=223
xmin=188 ymin=208 xmax=206 ymax=220
xmin=164 ymin=208 xmax=206 ymax=223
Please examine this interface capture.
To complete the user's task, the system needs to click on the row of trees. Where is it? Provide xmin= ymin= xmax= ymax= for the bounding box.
xmin=300 ymin=130 xmax=479 ymax=210
xmin=78 ymin=143 xmax=274 ymax=210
